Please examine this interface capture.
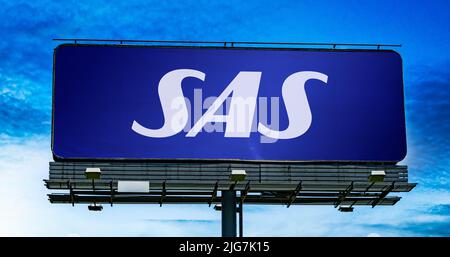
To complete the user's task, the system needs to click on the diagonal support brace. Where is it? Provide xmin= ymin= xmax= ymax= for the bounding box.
xmin=287 ymin=181 xmax=303 ymax=208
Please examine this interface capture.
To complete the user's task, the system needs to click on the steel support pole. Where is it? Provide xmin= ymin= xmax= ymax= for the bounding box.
xmin=239 ymin=196 xmax=243 ymax=237
xmin=221 ymin=190 xmax=237 ymax=237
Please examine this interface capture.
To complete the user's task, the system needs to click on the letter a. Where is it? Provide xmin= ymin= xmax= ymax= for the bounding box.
xmin=186 ymin=72 xmax=262 ymax=137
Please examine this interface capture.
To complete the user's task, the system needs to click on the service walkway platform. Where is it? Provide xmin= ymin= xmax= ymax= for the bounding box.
xmin=45 ymin=161 xmax=416 ymax=209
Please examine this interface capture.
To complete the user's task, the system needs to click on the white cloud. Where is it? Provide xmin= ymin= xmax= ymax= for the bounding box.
xmin=0 ymin=137 xmax=449 ymax=236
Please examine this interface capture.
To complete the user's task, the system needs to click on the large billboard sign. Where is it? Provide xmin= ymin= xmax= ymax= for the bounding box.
xmin=52 ymin=44 xmax=406 ymax=162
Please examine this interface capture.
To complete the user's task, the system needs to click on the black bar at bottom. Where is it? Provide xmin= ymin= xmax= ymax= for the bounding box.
xmin=0 ymin=237 xmax=445 ymax=257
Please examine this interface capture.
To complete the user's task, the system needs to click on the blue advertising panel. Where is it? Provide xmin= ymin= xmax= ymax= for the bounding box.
xmin=52 ymin=44 xmax=406 ymax=162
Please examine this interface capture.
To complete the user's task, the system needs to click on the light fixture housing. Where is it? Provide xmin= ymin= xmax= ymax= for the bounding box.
xmin=230 ymin=170 xmax=247 ymax=182
xmin=338 ymin=206 xmax=354 ymax=212
xmin=369 ymin=170 xmax=386 ymax=183
xmin=85 ymin=168 xmax=101 ymax=180
xmin=88 ymin=204 xmax=103 ymax=211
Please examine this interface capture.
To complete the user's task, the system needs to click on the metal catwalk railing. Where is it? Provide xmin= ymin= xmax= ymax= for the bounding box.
xmin=45 ymin=161 xmax=416 ymax=208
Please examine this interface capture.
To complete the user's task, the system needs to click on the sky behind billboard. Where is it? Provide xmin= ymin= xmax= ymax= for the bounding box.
xmin=0 ymin=0 xmax=449 ymax=236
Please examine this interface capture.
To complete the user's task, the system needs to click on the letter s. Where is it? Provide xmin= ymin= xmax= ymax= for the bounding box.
xmin=132 ymin=69 xmax=205 ymax=138
xmin=258 ymin=71 xmax=328 ymax=139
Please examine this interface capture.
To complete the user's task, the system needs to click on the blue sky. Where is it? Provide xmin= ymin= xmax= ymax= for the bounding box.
xmin=0 ymin=0 xmax=449 ymax=236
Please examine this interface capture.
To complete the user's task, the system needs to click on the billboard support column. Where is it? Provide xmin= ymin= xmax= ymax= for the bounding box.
xmin=221 ymin=190 xmax=237 ymax=237
xmin=239 ymin=196 xmax=243 ymax=237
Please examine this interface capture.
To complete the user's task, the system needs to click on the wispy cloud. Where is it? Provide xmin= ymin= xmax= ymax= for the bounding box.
xmin=362 ymin=218 xmax=450 ymax=237
xmin=0 ymin=91 xmax=50 ymax=137
xmin=0 ymin=136 xmax=221 ymax=236
xmin=0 ymin=0 xmax=282 ymax=138
xmin=402 ymin=69 xmax=450 ymax=188
xmin=0 ymin=135 xmax=448 ymax=236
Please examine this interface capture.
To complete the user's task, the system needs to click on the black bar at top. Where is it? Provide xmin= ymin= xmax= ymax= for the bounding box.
xmin=52 ymin=38 xmax=401 ymax=48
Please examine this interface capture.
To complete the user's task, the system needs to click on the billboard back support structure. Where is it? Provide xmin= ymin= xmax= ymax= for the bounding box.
xmin=52 ymin=43 xmax=407 ymax=162
xmin=47 ymin=40 xmax=414 ymax=237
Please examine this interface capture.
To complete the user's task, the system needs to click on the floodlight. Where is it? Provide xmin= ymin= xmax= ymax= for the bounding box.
xmin=369 ymin=170 xmax=386 ymax=183
xmin=85 ymin=168 xmax=101 ymax=180
xmin=214 ymin=204 xmax=222 ymax=211
xmin=338 ymin=206 xmax=354 ymax=212
xmin=88 ymin=204 xmax=103 ymax=211
xmin=230 ymin=170 xmax=247 ymax=182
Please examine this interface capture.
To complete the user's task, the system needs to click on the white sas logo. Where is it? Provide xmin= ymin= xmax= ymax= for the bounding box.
xmin=132 ymin=69 xmax=328 ymax=142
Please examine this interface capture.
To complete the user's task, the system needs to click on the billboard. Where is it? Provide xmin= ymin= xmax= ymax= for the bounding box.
xmin=52 ymin=44 xmax=406 ymax=162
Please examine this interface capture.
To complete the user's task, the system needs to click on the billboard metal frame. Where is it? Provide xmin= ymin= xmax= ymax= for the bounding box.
xmin=50 ymin=39 xmax=406 ymax=163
